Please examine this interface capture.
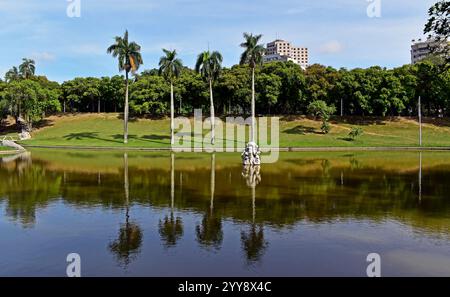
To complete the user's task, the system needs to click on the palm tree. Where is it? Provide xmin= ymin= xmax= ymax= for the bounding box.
xmin=159 ymin=49 xmax=183 ymax=145
xmin=240 ymin=33 xmax=265 ymax=143
xmin=18 ymin=58 xmax=35 ymax=79
xmin=107 ymin=30 xmax=143 ymax=144
xmin=4 ymin=66 xmax=20 ymax=82
xmin=195 ymin=51 xmax=223 ymax=145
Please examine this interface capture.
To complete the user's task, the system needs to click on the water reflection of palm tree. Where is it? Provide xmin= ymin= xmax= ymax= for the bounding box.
xmin=196 ymin=154 xmax=223 ymax=249
xmin=159 ymin=153 xmax=184 ymax=248
xmin=419 ymin=152 xmax=422 ymax=202
xmin=241 ymin=224 xmax=267 ymax=263
xmin=241 ymin=165 xmax=267 ymax=264
xmin=109 ymin=153 xmax=143 ymax=267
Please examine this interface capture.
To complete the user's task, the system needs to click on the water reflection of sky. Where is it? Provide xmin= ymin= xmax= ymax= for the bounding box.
xmin=1 ymin=202 xmax=449 ymax=276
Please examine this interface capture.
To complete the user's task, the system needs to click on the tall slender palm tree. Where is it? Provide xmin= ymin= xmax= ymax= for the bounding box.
xmin=159 ymin=49 xmax=183 ymax=145
xmin=107 ymin=30 xmax=143 ymax=144
xmin=4 ymin=66 xmax=20 ymax=82
xmin=195 ymin=51 xmax=223 ymax=145
xmin=18 ymin=59 xmax=35 ymax=79
xmin=240 ymin=33 xmax=265 ymax=143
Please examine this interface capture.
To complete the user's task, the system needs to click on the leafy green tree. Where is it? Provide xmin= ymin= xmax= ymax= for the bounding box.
xmin=195 ymin=51 xmax=223 ymax=144
xmin=83 ymin=77 xmax=101 ymax=113
xmin=424 ymin=0 xmax=450 ymax=68
xmin=262 ymin=61 xmax=306 ymax=113
xmin=159 ymin=49 xmax=183 ymax=145
xmin=0 ymin=80 xmax=9 ymax=125
xmin=177 ymin=68 xmax=208 ymax=114
xmin=99 ymin=76 xmax=124 ymax=113
xmin=4 ymin=80 xmax=60 ymax=130
xmin=415 ymin=61 xmax=442 ymax=115
xmin=61 ymin=77 xmax=100 ymax=113
xmin=129 ymin=75 xmax=168 ymax=115
xmin=240 ymin=33 xmax=265 ymax=143
xmin=19 ymin=58 xmax=36 ymax=79
xmin=256 ymin=73 xmax=281 ymax=114
xmin=217 ymin=65 xmax=251 ymax=115
xmin=305 ymin=64 xmax=335 ymax=103
xmin=307 ymin=100 xmax=336 ymax=134
xmin=107 ymin=30 xmax=143 ymax=144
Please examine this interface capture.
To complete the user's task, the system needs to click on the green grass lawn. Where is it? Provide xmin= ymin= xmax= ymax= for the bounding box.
xmin=0 ymin=145 xmax=16 ymax=152
xmin=0 ymin=145 xmax=14 ymax=150
xmin=2 ymin=113 xmax=450 ymax=148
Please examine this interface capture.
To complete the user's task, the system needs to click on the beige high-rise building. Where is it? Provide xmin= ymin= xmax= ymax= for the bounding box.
xmin=263 ymin=39 xmax=309 ymax=69
xmin=411 ymin=38 xmax=448 ymax=64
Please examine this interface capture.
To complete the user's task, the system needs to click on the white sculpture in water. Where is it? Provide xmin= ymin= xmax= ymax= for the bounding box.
xmin=19 ymin=132 xmax=31 ymax=140
xmin=241 ymin=141 xmax=261 ymax=165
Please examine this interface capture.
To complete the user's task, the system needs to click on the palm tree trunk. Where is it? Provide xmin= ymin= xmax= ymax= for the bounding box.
xmin=124 ymin=71 xmax=129 ymax=144
xmin=210 ymin=79 xmax=215 ymax=145
xmin=170 ymin=83 xmax=174 ymax=145
xmin=251 ymin=67 xmax=256 ymax=143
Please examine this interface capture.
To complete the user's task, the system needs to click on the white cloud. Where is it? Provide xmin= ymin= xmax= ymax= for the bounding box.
xmin=31 ymin=51 xmax=56 ymax=62
xmin=319 ymin=41 xmax=344 ymax=54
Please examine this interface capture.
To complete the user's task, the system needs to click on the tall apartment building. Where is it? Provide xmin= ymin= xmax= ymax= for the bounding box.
xmin=411 ymin=38 xmax=447 ymax=64
xmin=263 ymin=39 xmax=309 ymax=69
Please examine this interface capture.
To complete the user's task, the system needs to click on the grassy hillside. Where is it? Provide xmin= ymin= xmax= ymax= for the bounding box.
xmin=1 ymin=113 xmax=450 ymax=148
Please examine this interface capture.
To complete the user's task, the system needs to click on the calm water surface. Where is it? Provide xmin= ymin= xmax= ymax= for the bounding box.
xmin=0 ymin=150 xmax=449 ymax=276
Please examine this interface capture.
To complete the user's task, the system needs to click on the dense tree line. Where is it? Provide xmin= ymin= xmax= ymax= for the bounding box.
xmin=60 ymin=59 xmax=450 ymax=118
xmin=1 ymin=60 xmax=450 ymax=124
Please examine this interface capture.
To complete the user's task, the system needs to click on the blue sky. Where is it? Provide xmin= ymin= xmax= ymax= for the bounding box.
xmin=0 ymin=0 xmax=437 ymax=82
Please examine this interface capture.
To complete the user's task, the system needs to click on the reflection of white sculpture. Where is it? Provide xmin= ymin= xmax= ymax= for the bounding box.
xmin=241 ymin=142 xmax=261 ymax=165
xmin=242 ymin=164 xmax=261 ymax=188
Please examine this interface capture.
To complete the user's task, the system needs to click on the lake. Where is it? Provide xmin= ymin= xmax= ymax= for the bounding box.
xmin=0 ymin=150 xmax=449 ymax=276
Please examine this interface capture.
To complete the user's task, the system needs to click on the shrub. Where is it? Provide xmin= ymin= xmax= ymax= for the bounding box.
xmin=348 ymin=127 xmax=363 ymax=140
